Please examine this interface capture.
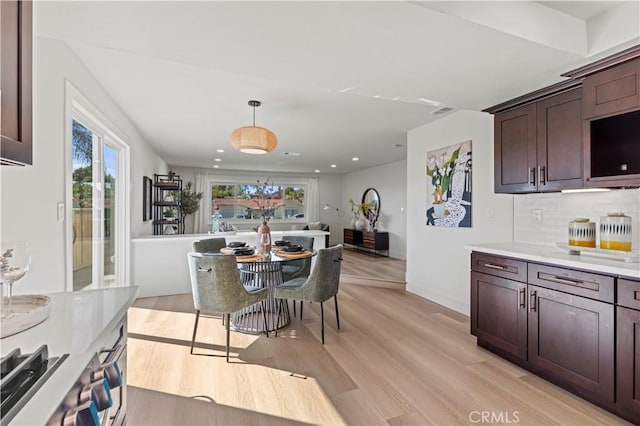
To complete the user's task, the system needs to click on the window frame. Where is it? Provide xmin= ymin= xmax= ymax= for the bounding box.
xmin=207 ymin=176 xmax=307 ymax=226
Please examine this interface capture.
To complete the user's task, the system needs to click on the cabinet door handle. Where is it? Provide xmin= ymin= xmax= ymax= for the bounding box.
xmin=483 ymin=263 xmax=506 ymax=271
xmin=538 ymin=165 xmax=546 ymax=185
xmin=548 ymin=275 xmax=584 ymax=287
xmin=529 ymin=167 xmax=536 ymax=186
xmin=529 ymin=291 xmax=537 ymax=312
xmin=519 ymin=287 xmax=526 ymax=309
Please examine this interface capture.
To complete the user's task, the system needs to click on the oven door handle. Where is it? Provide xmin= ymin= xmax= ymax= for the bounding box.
xmin=100 ymin=345 xmax=120 ymax=355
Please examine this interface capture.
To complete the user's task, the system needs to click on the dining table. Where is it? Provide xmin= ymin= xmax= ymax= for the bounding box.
xmin=219 ymin=245 xmax=316 ymax=334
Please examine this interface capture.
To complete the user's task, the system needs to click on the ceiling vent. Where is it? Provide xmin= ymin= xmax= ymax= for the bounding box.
xmin=432 ymin=107 xmax=453 ymax=115
xmin=282 ymin=152 xmax=302 ymax=156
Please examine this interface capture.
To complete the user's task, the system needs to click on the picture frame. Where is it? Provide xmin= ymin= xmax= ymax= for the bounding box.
xmin=143 ymin=176 xmax=153 ymax=221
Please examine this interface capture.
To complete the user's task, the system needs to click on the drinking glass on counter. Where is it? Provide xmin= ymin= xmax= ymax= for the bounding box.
xmin=1 ymin=241 xmax=31 ymax=318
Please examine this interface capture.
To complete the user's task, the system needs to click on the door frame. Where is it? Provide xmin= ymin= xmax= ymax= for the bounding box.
xmin=64 ymin=82 xmax=130 ymax=291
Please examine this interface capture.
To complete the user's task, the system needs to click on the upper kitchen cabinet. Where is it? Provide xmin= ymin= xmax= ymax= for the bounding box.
xmin=489 ymin=82 xmax=583 ymax=193
xmin=493 ymin=104 xmax=537 ymax=193
xmin=564 ymin=45 xmax=640 ymax=187
xmin=1 ymin=0 xmax=33 ymax=166
xmin=535 ymin=88 xmax=583 ymax=191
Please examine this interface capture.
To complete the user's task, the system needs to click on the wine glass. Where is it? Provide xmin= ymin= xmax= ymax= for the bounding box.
xmin=1 ymin=241 xmax=30 ymax=318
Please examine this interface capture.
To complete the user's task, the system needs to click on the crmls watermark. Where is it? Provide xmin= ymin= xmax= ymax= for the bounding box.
xmin=468 ymin=411 xmax=520 ymax=424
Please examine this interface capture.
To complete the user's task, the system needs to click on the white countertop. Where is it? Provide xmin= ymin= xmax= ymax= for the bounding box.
xmin=464 ymin=242 xmax=640 ymax=279
xmin=1 ymin=286 xmax=139 ymax=357
xmin=2 ymin=286 xmax=139 ymax=426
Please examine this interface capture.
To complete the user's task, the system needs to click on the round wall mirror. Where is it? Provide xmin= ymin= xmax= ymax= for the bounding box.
xmin=361 ymin=187 xmax=381 ymax=227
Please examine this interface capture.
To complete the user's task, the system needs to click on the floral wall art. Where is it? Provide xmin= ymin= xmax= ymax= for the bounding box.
xmin=426 ymin=140 xmax=472 ymax=227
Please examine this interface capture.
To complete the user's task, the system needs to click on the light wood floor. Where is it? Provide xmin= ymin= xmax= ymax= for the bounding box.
xmin=340 ymin=249 xmax=406 ymax=289
xmin=127 ymin=276 xmax=629 ymax=425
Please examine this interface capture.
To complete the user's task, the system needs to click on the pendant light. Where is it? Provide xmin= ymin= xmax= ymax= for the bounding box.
xmin=230 ymin=100 xmax=278 ymax=154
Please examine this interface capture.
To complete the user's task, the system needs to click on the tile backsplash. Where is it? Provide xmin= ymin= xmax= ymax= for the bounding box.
xmin=514 ymin=188 xmax=640 ymax=249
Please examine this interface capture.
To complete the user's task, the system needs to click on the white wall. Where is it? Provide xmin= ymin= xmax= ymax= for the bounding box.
xmin=514 ymin=189 xmax=640 ymax=249
xmin=168 ymin=167 xmax=344 ymax=245
xmin=406 ymin=110 xmax=514 ymax=315
xmin=0 ymin=33 xmax=166 ymax=295
xmin=340 ymin=160 xmax=407 ymax=260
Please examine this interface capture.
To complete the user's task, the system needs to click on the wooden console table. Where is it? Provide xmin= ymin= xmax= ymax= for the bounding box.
xmin=343 ymin=229 xmax=389 ymax=257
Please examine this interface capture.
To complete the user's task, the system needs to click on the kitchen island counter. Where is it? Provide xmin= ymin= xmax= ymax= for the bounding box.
xmin=131 ymin=230 xmax=329 ymax=297
xmin=1 ymin=286 xmax=138 ymax=425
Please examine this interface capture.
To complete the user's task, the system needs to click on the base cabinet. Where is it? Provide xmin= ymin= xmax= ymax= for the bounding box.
xmin=470 ymin=252 xmax=631 ymax=423
xmin=471 ymin=272 xmax=527 ymax=360
xmin=617 ymin=278 xmax=640 ymax=422
xmin=617 ymin=306 xmax=640 ymax=420
xmin=528 ymin=284 xmax=614 ymax=403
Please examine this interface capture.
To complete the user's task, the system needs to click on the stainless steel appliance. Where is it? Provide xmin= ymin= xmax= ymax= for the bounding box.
xmin=0 ymin=345 xmax=67 ymax=425
xmin=0 ymin=322 xmax=127 ymax=426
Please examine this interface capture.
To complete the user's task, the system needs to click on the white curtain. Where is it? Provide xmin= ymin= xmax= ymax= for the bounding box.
xmin=305 ymin=177 xmax=320 ymax=222
xmin=193 ymin=171 xmax=208 ymax=234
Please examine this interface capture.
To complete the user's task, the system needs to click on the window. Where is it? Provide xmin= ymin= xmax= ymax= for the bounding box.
xmin=66 ymin=84 xmax=130 ymax=292
xmin=211 ymin=182 xmax=305 ymax=221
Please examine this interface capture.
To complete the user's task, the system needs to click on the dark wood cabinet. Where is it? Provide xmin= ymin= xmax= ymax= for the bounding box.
xmin=617 ymin=305 xmax=640 ymax=420
xmin=489 ymin=46 xmax=640 ymax=193
xmin=527 ymin=262 xmax=614 ymax=303
xmin=535 ymin=88 xmax=583 ymax=191
xmin=494 ymin=104 xmax=537 ymax=193
xmin=343 ymin=229 xmax=388 ymax=256
xmin=493 ymin=88 xmax=583 ymax=193
xmin=1 ymin=0 xmax=32 ymax=166
xmin=527 ymin=284 xmax=614 ymax=404
xmin=471 ymin=272 xmax=527 ymax=361
xmin=582 ymin=58 xmax=640 ymax=119
xmin=470 ymin=252 xmax=626 ymax=419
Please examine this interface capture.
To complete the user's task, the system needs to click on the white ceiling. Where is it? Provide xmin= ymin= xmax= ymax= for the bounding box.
xmin=35 ymin=1 xmax=639 ymax=174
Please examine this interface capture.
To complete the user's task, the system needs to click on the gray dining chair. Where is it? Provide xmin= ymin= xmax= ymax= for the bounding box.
xmin=193 ymin=237 xmax=227 ymax=253
xmin=281 ymin=235 xmax=315 ymax=317
xmin=275 ymin=245 xmax=343 ymax=344
xmin=187 ymin=252 xmax=269 ymax=362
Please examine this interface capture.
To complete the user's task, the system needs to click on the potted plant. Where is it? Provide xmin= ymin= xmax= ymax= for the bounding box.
xmin=175 ymin=182 xmax=203 ymax=234
xmin=163 ymin=207 xmax=176 ymax=221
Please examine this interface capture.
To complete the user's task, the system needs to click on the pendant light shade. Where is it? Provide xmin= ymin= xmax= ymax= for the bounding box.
xmin=231 ymin=100 xmax=278 ymax=154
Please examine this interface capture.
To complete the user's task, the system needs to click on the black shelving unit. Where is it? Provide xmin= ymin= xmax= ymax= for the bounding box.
xmin=153 ymin=173 xmax=183 ymax=235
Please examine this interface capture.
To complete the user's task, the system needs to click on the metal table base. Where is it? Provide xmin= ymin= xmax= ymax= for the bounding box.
xmin=232 ymin=262 xmax=290 ymax=334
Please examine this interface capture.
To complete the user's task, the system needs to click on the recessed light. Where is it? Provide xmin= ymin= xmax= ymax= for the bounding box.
xmin=373 ymin=95 xmax=380 ymax=99
xmin=214 ymin=158 xmax=222 ymax=162
xmin=418 ymin=98 xmax=442 ymax=107
xmin=352 ymin=157 xmax=359 ymax=161
xmin=392 ymin=96 xmax=400 ymax=101
xmin=213 ymin=165 xmax=220 ymax=168
xmin=330 ymin=164 xmax=337 ymax=168
xmin=315 ymin=169 xmax=320 ymax=173
xmin=339 ymin=87 xmax=354 ymax=93
xmin=216 ymin=149 xmax=225 ymax=153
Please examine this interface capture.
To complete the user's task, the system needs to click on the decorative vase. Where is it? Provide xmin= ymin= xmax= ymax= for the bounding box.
xmin=355 ymin=215 xmax=368 ymax=231
xmin=600 ymin=213 xmax=632 ymax=251
xmin=433 ymin=203 xmax=446 ymax=218
xmin=256 ymin=221 xmax=272 ymax=254
xmin=568 ymin=218 xmax=596 ymax=248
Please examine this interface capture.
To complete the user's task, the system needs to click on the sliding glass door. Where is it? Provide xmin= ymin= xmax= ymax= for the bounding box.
xmin=71 ymin=114 xmax=126 ymax=291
